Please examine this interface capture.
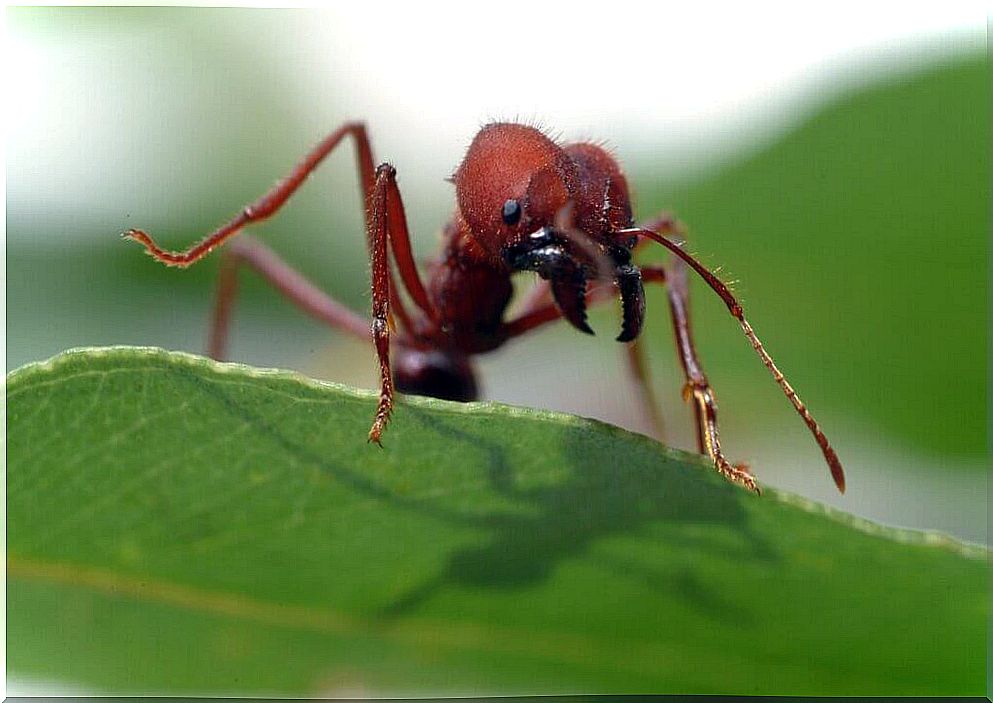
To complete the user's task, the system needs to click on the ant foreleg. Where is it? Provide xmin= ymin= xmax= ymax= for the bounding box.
xmin=500 ymin=265 xmax=754 ymax=490
xmin=366 ymin=163 xmax=434 ymax=445
xmin=207 ymin=234 xmax=371 ymax=360
xmin=624 ymin=222 xmax=846 ymax=494
xmin=641 ymin=265 xmax=759 ymax=493
xmin=367 ymin=165 xmax=394 ymax=445
xmin=504 ymin=266 xmax=760 ymax=493
xmin=501 ymin=271 xmax=756 ymax=489
xmin=633 ymin=215 xmax=756 ymax=489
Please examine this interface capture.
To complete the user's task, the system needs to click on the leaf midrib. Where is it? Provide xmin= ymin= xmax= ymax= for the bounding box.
xmin=8 ymin=553 xmax=758 ymax=682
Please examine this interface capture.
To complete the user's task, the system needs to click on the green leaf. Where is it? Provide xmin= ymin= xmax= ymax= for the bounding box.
xmin=635 ymin=55 xmax=986 ymax=457
xmin=7 ymin=347 xmax=985 ymax=695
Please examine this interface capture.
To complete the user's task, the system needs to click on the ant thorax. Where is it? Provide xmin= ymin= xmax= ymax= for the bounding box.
xmin=419 ymin=216 xmax=514 ymax=355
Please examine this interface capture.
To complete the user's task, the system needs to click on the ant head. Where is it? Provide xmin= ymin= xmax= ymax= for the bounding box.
xmin=454 ymin=123 xmax=644 ymax=342
xmin=454 ymin=122 xmax=579 ymax=256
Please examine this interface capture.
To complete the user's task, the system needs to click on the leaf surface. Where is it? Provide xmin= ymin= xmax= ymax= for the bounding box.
xmin=7 ymin=347 xmax=985 ymax=695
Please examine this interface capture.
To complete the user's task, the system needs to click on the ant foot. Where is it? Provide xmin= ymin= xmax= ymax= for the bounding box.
xmin=367 ymin=424 xmax=385 ymax=447
xmin=122 ymin=229 xmax=152 ymax=252
xmin=367 ymin=405 xmax=391 ymax=447
xmin=121 ymin=228 xmax=193 ymax=268
xmin=714 ymin=456 xmax=761 ymax=494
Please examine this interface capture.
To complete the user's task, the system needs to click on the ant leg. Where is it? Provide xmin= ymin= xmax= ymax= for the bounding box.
xmin=638 ymin=212 xmax=682 ymax=241
xmin=502 ymin=278 xmax=661 ymax=440
xmin=366 ymin=163 xmax=434 ymax=445
xmin=208 ymin=234 xmax=372 ymax=360
xmin=124 ymin=122 xmax=377 ymax=267
xmin=503 ymin=213 xmax=843 ymax=493
xmin=122 ymin=121 xmax=438 ymax=444
xmin=621 ymin=222 xmax=846 ymax=494
xmin=511 ymin=278 xmax=552 ymax=317
xmin=501 ymin=301 xmax=562 ymax=337
xmin=624 ymin=335 xmax=667 ymax=441
xmin=124 ymin=120 xmax=438 ymax=321
xmin=504 ymin=277 xmax=632 ymax=337
xmin=205 ymin=185 xmax=421 ymax=449
xmin=633 ymin=215 xmax=757 ymax=488
xmin=623 ymin=213 xmax=680 ymax=442
xmin=367 ymin=165 xmax=394 ymax=444
xmin=504 ymin=266 xmax=754 ymax=489
xmin=641 ymin=265 xmax=759 ymax=493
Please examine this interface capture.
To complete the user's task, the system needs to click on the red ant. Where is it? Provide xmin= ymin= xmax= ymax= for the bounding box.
xmin=124 ymin=121 xmax=845 ymax=495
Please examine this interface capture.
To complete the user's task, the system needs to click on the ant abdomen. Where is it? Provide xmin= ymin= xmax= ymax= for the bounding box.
xmin=394 ymin=348 xmax=479 ymax=403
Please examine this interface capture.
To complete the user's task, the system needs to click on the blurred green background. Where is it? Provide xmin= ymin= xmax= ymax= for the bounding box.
xmin=6 ymin=7 xmax=986 ymax=545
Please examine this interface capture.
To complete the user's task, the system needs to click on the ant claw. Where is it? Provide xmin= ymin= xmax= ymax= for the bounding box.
xmin=715 ymin=457 xmax=761 ymax=494
xmin=615 ymin=264 xmax=645 ymax=343
xmin=367 ymin=424 xmax=385 ymax=447
xmin=550 ymin=273 xmax=594 ymax=336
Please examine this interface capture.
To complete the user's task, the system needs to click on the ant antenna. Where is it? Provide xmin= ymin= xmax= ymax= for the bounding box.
xmin=620 ymin=227 xmax=846 ymax=493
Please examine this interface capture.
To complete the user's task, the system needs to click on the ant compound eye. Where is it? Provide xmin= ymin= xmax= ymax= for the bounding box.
xmin=501 ymin=199 xmax=522 ymax=226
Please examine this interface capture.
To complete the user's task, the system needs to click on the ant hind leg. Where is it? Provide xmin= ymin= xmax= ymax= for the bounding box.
xmin=207 ymin=234 xmax=370 ymax=360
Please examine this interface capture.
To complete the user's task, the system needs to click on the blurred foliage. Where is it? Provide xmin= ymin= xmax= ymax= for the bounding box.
xmin=633 ymin=56 xmax=986 ymax=459
xmin=7 ymin=7 xmax=371 ymax=371
xmin=8 ymin=348 xmax=986 ymax=695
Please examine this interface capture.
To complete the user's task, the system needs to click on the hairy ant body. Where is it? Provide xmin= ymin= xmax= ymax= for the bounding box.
xmin=125 ymin=121 xmax=845 ymax=494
